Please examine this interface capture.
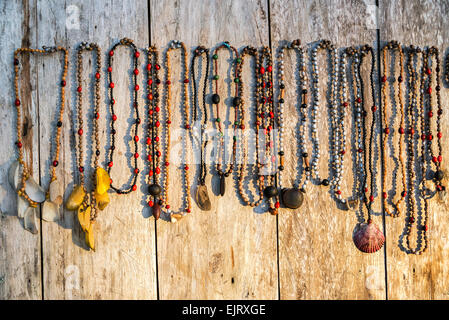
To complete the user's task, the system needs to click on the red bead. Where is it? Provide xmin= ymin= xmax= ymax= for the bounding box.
xmin=372 ymin=105 xmax=377 ymax=112
xmin=79 ymin=167 xmax=84 ymax=173
xmin=240 ymin=124 xmax=245 ymax=129
xmin=409 ymin=128 xmax=415 ymax=135
xmin=61 ymin=80 xmax=66 ymax=87
xmin=382 ymin=192 xmax=387 ymax=199
xmin=111 ymin=99 xmax=115 ymax=105
xmin=134 ymin=51 xmax=140 ymax=58
xmin=110 ymin=178 xmax=113 ymax=184
xmin=267 ymin=65 xmax=272 ymax=72
xmin=399 ymin=127 xmax=404 ymax=134
xmin=340 ymin=150 xmax=346 ymax=155
xmin=112 ymin=114 xmax=117 ymax=121
xmin=78 ymin=129 xmax=83 ymax=135
xmin=427 ymin=87 xmax=432 ymax=94
xmin=421 ymin=134 xmax=426 ymax=140
xmin=132 ymin=185 xmax=137 ymax=191
xmin=134 ymin=69 xmax=139 ymax=75
xmin=148 ymin=93 xmax=153 ymax=100
xmin=343 ymin=102 xmax=348 ymax=107
xmin=269 ymin=111 xmax=274 ymax=118
xmin=356 ymin=97 xmax=362 ymax=103
xmin=95 ymin=112 xmax=100 ymax=119
xmin=185 ymin=124 xmax=190 ymax=129
xmin=17 ymin=142 xmax=22 ymax=148
xmin=155 ymin=136 xmax=160 ymax=142
xmin=107 ymin=67 xmax=112 ymax=72
xmin=156 ymin=167 xmax=161 ymax=174
xmin=183 ymin=79 xmax=189 ymax=83
xmin=77 ymin=86 xmax=82 ymax=92
xmin=438 ymin=132 xmax=442 ymax=139
xmin=358 ymin=148 xmax=363 ymax=153
xmin=165 ymin=80 xmax=171 ymax=85
xmin=134 ymin=168 xmax=139 ymax=174
xmin=186 ymin=208 xmax=191 ymax=213
xmin=402 ymin=191 xmax=407 ymax=197
xmin=275 ymin=201 xmax=280 ymax=208
xmin=15 ymin=99 xmax=20 ymax=106
xmin=147 ymin=64 xmax=152 ymax=71
xmin=155 ymin=106 xmax=160 ymax=112
xmin=185 ymin=165 xmax=189 ymax=170
xmin=154 ymin=121 xmax=160 ymax=127
xmin=165 ymin=161 xmax=169 ymax=166
xmin=134 ymin=135 xmax=139 ymax=142
xmin=166 ymin=120 xmax=171 ymax=125
xmin=135 ymin=84 xmax=139 ymax=91
xmin=95 ymin=73 xmax=100 ymax=79
xmin=410 ymin=217 xmax=414 ymax=223
xmin=432 ymin=156 xmax=437 ymax=163
xmin=109 ymin=50 xmax=114 ymax=56
xmin=134 ymin=153 xmax=139 ymax=158
xmin=155 ymin=64 xmax=160 ymax=70
xmin=426 ymin=68 xmax=431 ymax=75
xmin=428 ymin=111 xmax=433 ymax=117
xmin=148 ymin=79 xmax=153 ymax=86
xmin=438 ymin=155 xmax=442 ymax=162
xmin=382 ymin=75 xmax=387 ymax=82
xmin=369 ymin=195 xmax=374 ymax=202
xmin=109 ymin=82 xmax=115 ymax=88
xmin=148 ymin=200 xmax=154 ymax=207
xmin=364 ymin=187 xmax=368 ymax=193
xmin=384 ymin=128 xmax=390 ymax=134
xmin=262 ymin=82 xmax=266 ymax=88
xmin=147 ymin=155 xmax=152 ymax=162
xmin=108 ymin=162 xmax=113 ymax=167
xmin=260 ymin=67 xmax=265 ymax=74
xmin=424 ymin=225 xmax=428 ymax=231
xmin=149 ymin=170 xmax=153 ymax=176
xmin=166 ymin=205 xmax=170 ymax=209
xmin=427 ymin=134 xmax=433 ymax=141
xmin=336 ymin=190 xmax=341 ymax=195
xmin=52 ymin=160 xmax=58 ymax=167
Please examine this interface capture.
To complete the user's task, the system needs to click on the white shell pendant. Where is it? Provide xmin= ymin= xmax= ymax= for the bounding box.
xmin=8 ymin=161 xmax=20 ymax=190
xmin=42 ymin=200 xmax=59 ymax=222
xmin=49 ymin=180 xmax=63 ymax=205
xmin=17 ymin=193 xmax=29 ymax=219
xmin=23 ymin=206 xmax=38 ymax=234
xmin=25 ymin=176 xmax=46 ymax=203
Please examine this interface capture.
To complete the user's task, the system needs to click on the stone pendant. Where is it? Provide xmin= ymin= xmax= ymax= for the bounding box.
xmin=347 ymin=199 xmax=359 ymax=211
xmin=152 ymin=201 xmax=161 ymax=220
xmin=24 ymin=176 xmax=46 ymax=203
xmin=42 ymin=200 xmax=59 ymax=222
xmin=8 ymin=161 xmax=20 ymax=190
xmin=23 ymin=206 xmax=38 ymax=234
xmin=281 ymin=188 xmax=304 ymax=209
xmin=195 ymin=184 xmax=211 ymax=211
xmin=17 ymin=194 xmax=29 ymax=219
xmin=219 ymin=175 xmax=225 ymax=196
xmin=170 ymin=212 xmax=183 ymax=223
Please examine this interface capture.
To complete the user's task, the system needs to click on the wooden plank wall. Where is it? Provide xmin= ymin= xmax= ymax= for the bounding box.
xmin=0 ymin=0 xmax=448 ymax=300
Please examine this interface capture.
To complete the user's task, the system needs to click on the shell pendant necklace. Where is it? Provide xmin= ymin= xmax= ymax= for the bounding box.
xmin=145 ymin=45 xmax=163 ymax=219
xmin=276 ymin=39 xmax=305 ymax=209
xmin=191 ymin=45 xmax=211 ymax=211
xmin=65 ymin=42 xmax=110 ymax=251
xmin=162 ymin=40 xmax=192 ymax=223
xmin=211 ymin=42 xmax=240 ymax=197
xmin=11 ymin=46 xmax=68 ymax=234
xmin=352 ymin=46 xmax=385 ymax=254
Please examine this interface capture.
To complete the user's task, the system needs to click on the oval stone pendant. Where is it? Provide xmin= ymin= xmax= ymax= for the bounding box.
xmin=195 ymin=184 xmax=211 ymax=211
xmin=281 ymin=188 xmax=304 ymax=209
xmin=152 ymin=201 xmax=161 ymax=220
xmin=219 ymin=175 xmax=225 ymax=196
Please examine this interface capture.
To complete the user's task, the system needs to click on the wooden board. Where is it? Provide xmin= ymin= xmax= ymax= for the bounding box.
xmin=380 ymin=0 xmax=449 ymax=300
xmin=0 ymin=0 xmax=42 ymax=300
xmin=150 ymin=0 xmax=278 ymax=299
xmin=270 ymin=0 xmax=386 ymax=299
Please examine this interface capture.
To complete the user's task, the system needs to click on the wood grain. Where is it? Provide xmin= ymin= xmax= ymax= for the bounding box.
xmin=270 ymin=0 xmax=386 ymax=299
xmin=150 ymin=0 xmax=278 ymax=299
xmin=380 ymin=0 xmax=449 ymax=300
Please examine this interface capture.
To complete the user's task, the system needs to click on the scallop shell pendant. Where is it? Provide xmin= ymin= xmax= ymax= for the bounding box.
xmin=42 ymin=200 xmax=59 ymax=222
xmin=23 ymin=206 xmax=38 ymax=234
xmin=195 ymin=184 xmax=211 ymax=211
xmin=352 ymin=221 xmax=385 ymax=253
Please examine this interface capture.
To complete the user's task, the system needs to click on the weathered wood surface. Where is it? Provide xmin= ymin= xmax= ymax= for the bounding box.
xmin=0 ymin=0 xmax=448 ymax=300
xmin=380 ymin=0 xmax=449 ymax=300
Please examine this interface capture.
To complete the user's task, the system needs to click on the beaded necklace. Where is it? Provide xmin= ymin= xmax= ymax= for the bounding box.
xmin=237 ymin=46 xmax=265 ymax=208
xmin=145 ymin=46 xmax=162 ymax=219
xmin=212 ymin=42 xmax=240 ymax=196
xmin=191 ymin=45 xmax=211 ymax=211
xmin=380 ymin=41 xmax=407 ymax=218
xmin=352 ymin=45 xmax=385 ymax=254
xmin=309 ymin=40 xmax=339 ymax=187
xmin=276 ymin=39 xmax=305 ymax=209
xmin=12 ymin=46 xmax=68 ymax=233
xmin=106 ymin=38 xmax=141 ymax=194
xmin=163 ymin=40 xmax=192 ymax=222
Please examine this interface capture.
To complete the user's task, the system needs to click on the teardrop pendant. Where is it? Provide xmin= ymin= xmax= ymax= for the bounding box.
xmin=219 ymin=174 xmax=225 ymax=196
xmin=195 ymin=184 xmax=211 ymax=211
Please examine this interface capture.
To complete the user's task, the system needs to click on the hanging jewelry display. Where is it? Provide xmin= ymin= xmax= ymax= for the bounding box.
xmin=309 ymin=40 xmax=339 ymax=187
xmin=352 ymin=45 xmax=385 ymax=253
xmin=145 ymin=45 xmax=163 ymax=219
xmin=237 ymin=46 xmax=265 ymax=208
xmin=277 ymin=39 xmax=305 ymax=209
xmin=11 ymin=46 xmax=68 ymax=233
xmin=380 ymin=41 xmax=407 ymax=218
xmin=162 ymin=40 xmax=192 ymax=223
xmin=334 ymin=46 xmax=358 ymax=210
xmin=65 ymin=42 xmax=109 ymax=251
xmin=191 ymin=45 xmax=211 ymax=211
xmin=106 ymin=38 xmax=141 ymax=194
xmin=211 ymin=42 xmax=240 ymax=197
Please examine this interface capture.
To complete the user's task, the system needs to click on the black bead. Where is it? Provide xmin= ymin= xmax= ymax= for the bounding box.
xmin=212 ymin=93 xmax=220 ymax=104
xmin=321 ymin=179 xmax=329 ymax=186
xmin=136 ymin=118 xmax=141 ymax=124
xmin=302 ymin=89 xmax=307 ymax=94
xmin=278 ymin=151 xmax=284 ymax=156
xmin=158 ymin=199 xmax=163 ymax=205
xmin=280 ymin=84 xmax=285 ymax=89
xmin=398 ymin=76 xmax=403 ymax=82
xmin=233 ymin=97 xmax=241 ymax=106
xmin=148 ymin=183 xmax=162 ymax=196
xmin=14 ymin=58 xmax=19 ymax=66
xmin=111 ymin=129 xmax=116 ymax=134
xmin=156 ymin=79 xmax=161 ymax=85
xmin=96 ymin=150 xmax=100 ymax=156
xmin=224 ymin=172 xmax=230 ymax=177
xmin=301 ymin=103 xmax=307 ymax=109
xmin=279 ymin=165 xmax=284 ymax=171
xmin=435 ymin=170 xmax=445 ymax=181
xmin=154 ymin=92 xmax=159 ymax=98
xmin=302 ymin=152 xmax=308 ymax=157
xmin=110 ymin=146 xmax=115 ymax=150
xmin=57 ymin=121 xmax=62 ymax=127
xmin=305 ymin=166 xmax=310 ymax=172
xmin=263 ymin=186 xmax=278 ymax=198
xmin=299 ymin=188 xmax=306 ymax=193
xmin=279 ymin=98 xmax=284 ymax=103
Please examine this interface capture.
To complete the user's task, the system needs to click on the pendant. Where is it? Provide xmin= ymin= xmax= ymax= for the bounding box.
xmin=77 ymin=203 xmax=92 ymax=232
xmin=195 ymin=184 xmax=211 ymax=211
xmin=95 ymin=190 xmax=110 ymax=211
xmin=85 ymin=221 xmax=95 ymax=251
xmin=152 ymin=201 xmax=161 ymax=220
xmin=66 ymin=185 xmax=86 ymax=210
xmin=8 ymin=161 xmax=20 ymax=190
xmin=170 ymin=212 xmax=183 ymax=223
xmin=24 ymin=176 xmax=46 ymax=203
xmin=281 ymin=188 xmax=304 ymax=209
xmin=49 ymin=179 xmax=63 ymax=205
xmin=42 ymin=200 xmax=59 ymax=222
xmin=219 ymin=174 xmax=225 ymax=196
xmin=23 ymin=206 xmax=38 ymax=234
xmin=263 ymin=186 xmax=278 ymax=198
xmin=347 ymin=199 xmax=359 ymax=211
xmin=95 ymin=167 xmax=111 ymax=195
xmin=352 ymin=220 xmax=385 ymax=253
xmin=17 ymin=194 xmax=29 ymax=219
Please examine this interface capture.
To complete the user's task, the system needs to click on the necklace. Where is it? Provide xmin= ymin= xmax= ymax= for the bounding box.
xmin=192 ymin=45 xmax=212 ymax=211
xmin=145 ymin=45 xmax=162 ymax=219
xmin=277 ymin=39 xmax=305 ymax=209
xmin=163 ymin=40 xmax=192 ymax=223
xmin=334 ymin=46 xmax=358 ymax=210
xmin=352 ymin=45 xmax=385 ymax=253
xmin=237 ymin=46 xmax=265 ymax=208
xmin=212 ymin=42 xmax=240 ymax=197
xmin=65 ymin=42 xmax=109 ymax=251
xmin=106 ymin=38 xmax=141 ymax=194
xmin=309 ymin=40 xmax=339 ymax=187
xmin=11 ymin=46 xmax=68 ymax=234
xmin=380 ymin=41 xmax=407 ymax=218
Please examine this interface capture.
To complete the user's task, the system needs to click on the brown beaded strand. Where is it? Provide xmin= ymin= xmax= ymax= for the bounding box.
xmin=13 ymin=46 xmax=68 ymax=207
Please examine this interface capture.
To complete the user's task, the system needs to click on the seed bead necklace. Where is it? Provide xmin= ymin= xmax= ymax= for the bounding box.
xmin=380 ymin=41 xmax=407 ymax=218
xmin=276 ymin=39 xmax=306 ymax=210
xmin=237 ymin=46 xmax=265 ymax=208
xmin=163 ymin=40 xmax=192 ymax=222
xmin=145 ymin=45 xmax=162 ymax=219
xmin=191 ymin=45 xmax=212 ymax=211
xmin=13 ymin=46 xmax=68 ymax=232
xmin=106 ymin=38 xmax=141 ymax=194
xmin=309 ymin=39 xmax=339 ymax=187
xmin=211 ymin=42 xmax=240 ymax=196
